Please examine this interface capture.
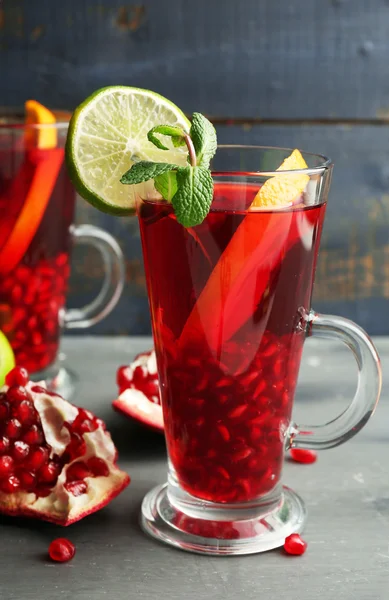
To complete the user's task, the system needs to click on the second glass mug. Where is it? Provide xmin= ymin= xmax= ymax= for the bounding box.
xmin=0 ymin=111 xmax=124 ymax=396
xmin=139 ymin=146 xmax=381 ymax=555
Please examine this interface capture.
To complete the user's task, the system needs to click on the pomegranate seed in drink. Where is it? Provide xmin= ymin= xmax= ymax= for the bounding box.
xmin=0 ymin=257 xmax=71 ymax=375
xmin=48 ymin=538 xmax=76 ymax=563
xmin=284 ymin=533 xmax=307 ymax=555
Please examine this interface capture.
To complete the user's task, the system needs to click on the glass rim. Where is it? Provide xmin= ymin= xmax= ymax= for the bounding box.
xmin=212 ymin=145 xmax=332 ymax=177
xmin=0 ymin=117 xmax=332 ymax=176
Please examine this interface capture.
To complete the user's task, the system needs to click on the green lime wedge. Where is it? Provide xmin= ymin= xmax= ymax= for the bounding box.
xmin=66 ymin=86 xmax=191 ymax=215
xmin=0 ymin=331 xmax=15 ymax=387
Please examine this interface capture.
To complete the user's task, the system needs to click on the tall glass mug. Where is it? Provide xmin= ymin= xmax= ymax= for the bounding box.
xmin=0 ymin=110 xmax=124 ymax=397
xmin=138 ymin=146 xmax=381 ymax=555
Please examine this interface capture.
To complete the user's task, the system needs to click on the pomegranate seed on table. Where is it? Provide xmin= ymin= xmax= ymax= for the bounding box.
xmin=284 ymin=533 xmax=307 ymax=555
xmin=48 ymin=538 xmax=76 ymax=563
xmin=289 ymin=448 xmax=318 ymax=464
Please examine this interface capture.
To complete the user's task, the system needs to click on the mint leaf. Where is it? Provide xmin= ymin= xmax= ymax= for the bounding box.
xmin=155 ymin=171 xmax=178 ymax=201
xmin=120 ymin=161 xmax=177 ymax=185
xmin=148 ymin=125 xmax=186 ymax=151
xmin=190 ymin=113 xmax=217 ymax=168
xmin=172 ymin=136 xmax=187 ymax=148
xmin=171 ymin=166 xmax=213 ymax=227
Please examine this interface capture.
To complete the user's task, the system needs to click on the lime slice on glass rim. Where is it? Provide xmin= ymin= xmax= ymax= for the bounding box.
xmin=0 ymin=331 xmax=15 ymax=387
xmin=66 ymin=86 xmax=190 ymax=215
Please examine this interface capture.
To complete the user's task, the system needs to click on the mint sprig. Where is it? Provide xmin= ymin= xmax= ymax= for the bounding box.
xmin=154 ymin=171 xmax=178 ymax=201
xmin=190 ymin=113 xmax=217 ymax=169
xmin=147 ymin=125 xmax=186 ymax=150
xmin=172 ymin=166 xmax=213 ymax=228
xmin=120 ymin=112 xmax=217 ymax=227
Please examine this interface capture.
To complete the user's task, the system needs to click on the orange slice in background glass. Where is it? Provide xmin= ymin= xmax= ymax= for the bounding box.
xmin=179 ymin=149 xmax=310 ymax=350
xmin=0 ymin=101 xmax=64 ymax=276
xmin=25 ymin=100 xmax=57 ymax=149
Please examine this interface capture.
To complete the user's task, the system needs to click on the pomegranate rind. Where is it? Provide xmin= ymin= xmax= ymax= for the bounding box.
xmin=0 ymin=382 xmax=130 ymax=525
xmin=113 ymin=350 xmax=164 ymax=432
xmin=113 ymin=389 xmax=163 ymax=433
xmin=0 ymin=466 xmax=130 ymax=526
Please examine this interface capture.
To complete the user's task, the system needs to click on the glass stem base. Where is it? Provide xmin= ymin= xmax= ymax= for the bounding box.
xmin=141 ymin=483 xmax=307 ymax=556
xmin=31 ymin=357 xmax=77 ymax=401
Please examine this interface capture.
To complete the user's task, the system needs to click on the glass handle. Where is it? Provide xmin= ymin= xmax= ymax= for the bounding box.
xmin=64 ymin=224 xmax=125 ymax=329
xmin=289 ymin=310 xmax=381 ymax=450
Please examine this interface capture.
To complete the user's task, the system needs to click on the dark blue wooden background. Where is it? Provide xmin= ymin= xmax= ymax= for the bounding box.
xmin=2 ymin=0 xmax=389 ymax=335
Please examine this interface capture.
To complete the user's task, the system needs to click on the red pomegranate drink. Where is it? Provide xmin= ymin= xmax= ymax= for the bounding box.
xmin=139 ymin=182 xmax=326 ymax=503
xmin=66 ymin=87 xmax=380 ymax=554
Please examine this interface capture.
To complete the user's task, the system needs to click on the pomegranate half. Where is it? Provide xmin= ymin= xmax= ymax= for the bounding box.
xmin=0 ymin=367 xmax=130 ymax=525
xmin=113 ymin=350 xmax=163 ymax=432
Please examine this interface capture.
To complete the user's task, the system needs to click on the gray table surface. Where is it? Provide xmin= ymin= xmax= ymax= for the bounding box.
xmin=1 ymin=336 xmax=388 ymax=600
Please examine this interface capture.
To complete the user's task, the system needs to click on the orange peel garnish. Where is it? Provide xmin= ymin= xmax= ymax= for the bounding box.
xmin=251 ymin=149 xmax=309 ymax=208
xmin=25 ymin=100 xmax=57 ymax=149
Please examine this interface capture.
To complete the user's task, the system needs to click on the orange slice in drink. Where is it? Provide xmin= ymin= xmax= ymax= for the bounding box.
xmin=179 ymin=149 xmax=311 ymax=350
xmin=0 ymin=102 xmax=63 ymax=276
xmin=251 ymin=149 xmax=309 ymax=208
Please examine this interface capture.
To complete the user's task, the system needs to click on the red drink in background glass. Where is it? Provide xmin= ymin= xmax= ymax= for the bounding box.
xmin=138 ymin=182 xmax=326 ymax=503
xmin=0 ymin=113 xmax=124 ymax=394
xmin=0 ymin=146 xmax=75 ymax=374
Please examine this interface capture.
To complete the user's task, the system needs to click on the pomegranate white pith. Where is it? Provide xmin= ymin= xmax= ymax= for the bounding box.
xmin=113 ymin=350 xmax=163 ymax=432
xmin=0 ymin=375 xmax=130 ymax=525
